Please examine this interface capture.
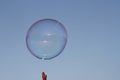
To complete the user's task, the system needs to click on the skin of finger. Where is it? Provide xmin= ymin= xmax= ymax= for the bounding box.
xmin=42 ymin=72 xmax=47 ymax=80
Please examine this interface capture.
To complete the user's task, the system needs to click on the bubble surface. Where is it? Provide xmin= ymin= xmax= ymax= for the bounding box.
xmin=26 ymin=19 xmax=67 ymax=60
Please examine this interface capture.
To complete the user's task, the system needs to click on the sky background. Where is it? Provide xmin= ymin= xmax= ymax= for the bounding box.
xmin=0 ymin=0 xmax=120 ymax=80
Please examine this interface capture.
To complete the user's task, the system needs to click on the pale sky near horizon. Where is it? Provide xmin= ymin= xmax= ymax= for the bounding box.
xmin=0 ymin=0 xmax=120 ymax=80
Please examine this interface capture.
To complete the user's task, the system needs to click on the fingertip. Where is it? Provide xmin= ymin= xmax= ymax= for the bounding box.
xmin=42 ymin=72 xmax=45 ymax=74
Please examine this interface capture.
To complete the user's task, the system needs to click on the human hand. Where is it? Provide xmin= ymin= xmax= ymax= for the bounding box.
xmin=42 ymin=72 xmax=47 ymax=80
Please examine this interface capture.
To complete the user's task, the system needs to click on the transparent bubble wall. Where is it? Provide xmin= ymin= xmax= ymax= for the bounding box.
xmin=26 ymin=19 xmax=67 ymax=60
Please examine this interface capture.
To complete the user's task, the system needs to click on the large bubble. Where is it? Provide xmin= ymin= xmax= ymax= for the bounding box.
xmin=26 ymin=19 xmax=67 ymax=60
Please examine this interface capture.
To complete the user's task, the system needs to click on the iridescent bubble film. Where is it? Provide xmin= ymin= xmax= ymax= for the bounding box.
xmin=26 ymin=19 xmax=67 ymax=60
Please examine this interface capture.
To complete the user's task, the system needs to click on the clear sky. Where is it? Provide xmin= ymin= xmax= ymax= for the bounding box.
xmin=0 ymin=0 xmax=120 ymax=80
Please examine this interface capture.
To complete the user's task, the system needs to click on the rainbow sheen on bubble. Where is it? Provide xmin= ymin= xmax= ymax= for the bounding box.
xmin=26 ymin=19 xmax=67 ymax=60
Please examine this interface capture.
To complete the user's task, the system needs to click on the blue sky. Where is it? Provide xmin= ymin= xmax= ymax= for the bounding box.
xmin=0 ymin=0 xmax=120 ymax=80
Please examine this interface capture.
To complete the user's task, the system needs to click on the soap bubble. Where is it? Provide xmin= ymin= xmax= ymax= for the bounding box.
xmin=26 ymin=19 xmax=67 ymax=60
